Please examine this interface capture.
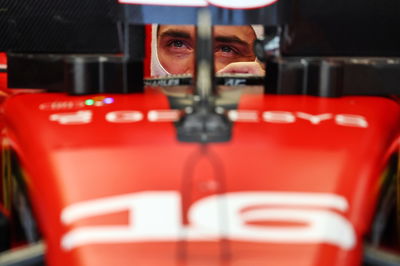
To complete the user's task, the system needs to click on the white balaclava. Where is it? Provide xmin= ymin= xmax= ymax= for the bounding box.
xmin=150 ymin=24 xmax=171 ymax=77
xmin=150 ymin=24 xmax=264 ymax=77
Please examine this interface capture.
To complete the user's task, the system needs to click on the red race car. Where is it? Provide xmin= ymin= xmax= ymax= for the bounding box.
xmin=0 ymin=0 xmax=400 ymax=265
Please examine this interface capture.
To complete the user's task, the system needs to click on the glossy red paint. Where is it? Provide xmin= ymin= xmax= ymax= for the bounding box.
xmin=0 ymin=53 xmax=6 ymax=64
xmin=0 ymin=53 xmax=7 ymax=94
xmin=1 ymin=88 xmax=399 ymax=266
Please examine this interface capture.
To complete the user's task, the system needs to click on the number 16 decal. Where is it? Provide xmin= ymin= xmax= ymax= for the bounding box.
xmin=61 ymin=191 xmax=355 ymax=251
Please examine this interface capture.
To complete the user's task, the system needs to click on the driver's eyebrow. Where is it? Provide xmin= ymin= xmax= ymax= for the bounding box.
xmin=159 ymin=29 xmax=192 ymax=40
xmin=214 ymin=35 xmax=249 ymax=46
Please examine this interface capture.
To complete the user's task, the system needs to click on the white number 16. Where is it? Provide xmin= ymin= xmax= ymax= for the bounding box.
xmin=61 ymin=191 xmax=356 ymax=251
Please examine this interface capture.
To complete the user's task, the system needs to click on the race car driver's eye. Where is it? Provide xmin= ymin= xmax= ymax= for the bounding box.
xmin=220 ymin=46 xmax=233 ymax=53
xmin=215 ymin=45 xmax=239 ymax=58
xmin=165 ymin=39 xmax=193 ymax=54
xmin=158 ymin=27 xmax=195 ymax=55
xmin=169 ymin=40 xmax=184 ymax=48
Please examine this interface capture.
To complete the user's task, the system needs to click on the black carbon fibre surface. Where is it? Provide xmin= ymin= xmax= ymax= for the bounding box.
xmin=2 ymin=0 xmax=400 ymax=56
xmin=283 ymin=0 xmax=400 ymax=56
xmin=0 ymin=0 xmax=122 ymax=52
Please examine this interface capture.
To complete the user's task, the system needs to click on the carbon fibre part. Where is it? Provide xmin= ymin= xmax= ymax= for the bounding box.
xmin=0 ymin=0 xmax=122 ymax=53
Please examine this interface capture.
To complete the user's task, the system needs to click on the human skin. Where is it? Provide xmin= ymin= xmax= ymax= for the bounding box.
xmin=157 ymin=25 xmax=265 ymax=75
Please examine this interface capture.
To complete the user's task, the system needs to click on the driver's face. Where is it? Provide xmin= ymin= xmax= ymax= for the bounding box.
xmin=157 ymin=25 xmax=257 ymax=75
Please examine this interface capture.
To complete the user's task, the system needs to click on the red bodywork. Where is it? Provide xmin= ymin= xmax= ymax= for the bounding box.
xmin=0 ymin=82 xmax=399 ymax=265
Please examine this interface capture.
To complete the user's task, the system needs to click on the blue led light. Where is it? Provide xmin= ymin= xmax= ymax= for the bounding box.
xmin=103 ymin=97 xmax=114 ymax=104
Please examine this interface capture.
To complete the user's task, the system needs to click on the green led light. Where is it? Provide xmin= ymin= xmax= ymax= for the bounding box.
xmin=85 ymin=99 xmax=95 ymax=106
